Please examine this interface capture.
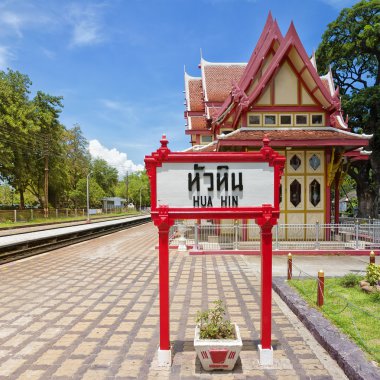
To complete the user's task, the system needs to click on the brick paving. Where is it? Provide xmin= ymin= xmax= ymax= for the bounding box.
xmin=0 ymin=223 xmax=347 ymax=379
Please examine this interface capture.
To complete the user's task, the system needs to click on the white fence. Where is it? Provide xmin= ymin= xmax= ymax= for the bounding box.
xmin=169 ymin=221 xmax=380 ymax=251
xmin=0 ymin=208 xmax=131 ymax=223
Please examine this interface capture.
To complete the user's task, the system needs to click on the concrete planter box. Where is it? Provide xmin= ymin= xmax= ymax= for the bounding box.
xmin=194 ymin=324 xmax=243 ymax=371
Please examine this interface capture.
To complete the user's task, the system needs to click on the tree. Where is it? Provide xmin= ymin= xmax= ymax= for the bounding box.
xmin=62 ymin=125 xmax=91 ymax=207
xmin=316 ymin=0 xmax=380 ymax=217
xmin=69 ymin=178 xmax=105 ymax=208
xmin=30 ymin=91 xmax=64 ymax=212
xmin=91 ymin=158 xmax=118 ymax=196
xmin=0 ymin=69 xmax=37 ymax=209
xmin=117 ymin=171 xmax=150 ymax=209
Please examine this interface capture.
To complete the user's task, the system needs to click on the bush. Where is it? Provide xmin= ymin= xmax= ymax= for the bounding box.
xmin=196 ymin=300 xmax=235 ymax=339
xmin=366 ymin=264 xmax=380 ymax=286
xmin=340 ymin=273 xmax=363 ymax=288
xmin=370 ymin=290 xmax=380 ymax=303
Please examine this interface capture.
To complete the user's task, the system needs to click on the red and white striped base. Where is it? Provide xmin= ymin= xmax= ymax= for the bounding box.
xmin=194 ymin=324 xmax=243 ymax=371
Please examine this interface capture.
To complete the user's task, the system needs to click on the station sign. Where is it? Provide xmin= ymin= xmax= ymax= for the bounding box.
xmin=145 ymin=135 xmax=286 ymax=368
xmin=157 ymin=162 xmax=274 ymax=208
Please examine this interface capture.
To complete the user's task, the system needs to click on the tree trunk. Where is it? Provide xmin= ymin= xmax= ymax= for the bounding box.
xmin=356 ymin=184 xmax=377 ymax=218
xmin=19 ymin=189 xmax=25 ymax=209
xmin=348 ymin=161 xmax=378 ymax=218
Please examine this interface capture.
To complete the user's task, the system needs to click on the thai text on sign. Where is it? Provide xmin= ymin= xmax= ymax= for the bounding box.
xmin=156 ymin=162 xmax=274 ymax=208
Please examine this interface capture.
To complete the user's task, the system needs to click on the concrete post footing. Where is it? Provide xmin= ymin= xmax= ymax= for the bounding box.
xmin=157 ymin=348 xmax=172 ymax=367
xmin=258 ymin=344 xmax=273 ymax=366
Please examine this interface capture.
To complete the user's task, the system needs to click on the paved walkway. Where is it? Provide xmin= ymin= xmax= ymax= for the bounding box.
xmin=0 ymin=223 xmax=347 ymax=379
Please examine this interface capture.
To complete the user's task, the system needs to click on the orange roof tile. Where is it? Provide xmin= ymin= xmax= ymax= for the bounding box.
xmin=190 ymin=117 xmax=207 ymax=130
xmin=188 ymin=79 xmax=204 ymax=112
xmin=203 ymin=64 xmax=246 ymax=102
xmin=219 ymin=128 xmax=370 ymax=146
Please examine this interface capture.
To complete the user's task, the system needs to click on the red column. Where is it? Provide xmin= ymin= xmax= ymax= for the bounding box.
xmin=260 ymin=223 xmax=273 ymax=349
xmin=158 ymin=223 xmax=171 ymax=351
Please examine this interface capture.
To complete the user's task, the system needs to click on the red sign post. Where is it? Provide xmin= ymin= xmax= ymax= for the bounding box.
xmin=145 ymin=135 xmax=285 ymax=366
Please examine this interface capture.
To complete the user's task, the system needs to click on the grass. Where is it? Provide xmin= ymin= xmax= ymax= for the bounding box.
xmin=289 ymin=276 xmax=380 ymax=364
xmin=0 ymin=210 xmax=141 ymax=228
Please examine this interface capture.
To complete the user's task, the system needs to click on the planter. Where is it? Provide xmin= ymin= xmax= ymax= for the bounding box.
xmin=194 ymin=323 xmax=243 ymax=371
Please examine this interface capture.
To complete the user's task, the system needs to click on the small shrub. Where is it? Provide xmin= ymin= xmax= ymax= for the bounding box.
xmin=366 ymin=264 xmax=380 ymax=286
xmin=340 ymin=273 xmax=363 ymax=288
xmin=371 ymin=290 xmax=380 ymax=302
xmin=196 ymin=300 xmax=235 ymax=339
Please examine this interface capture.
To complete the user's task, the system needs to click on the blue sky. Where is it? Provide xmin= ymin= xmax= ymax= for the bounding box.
xmin=0 ymin=0 xmax=357 ymax=175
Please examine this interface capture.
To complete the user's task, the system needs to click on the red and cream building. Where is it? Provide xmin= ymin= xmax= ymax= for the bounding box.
xmin=184 ymin=13 xmax=371 ymax=227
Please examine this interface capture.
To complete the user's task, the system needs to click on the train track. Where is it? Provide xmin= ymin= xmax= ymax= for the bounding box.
xmin=0 ymin=215 xmax=151 ymax=265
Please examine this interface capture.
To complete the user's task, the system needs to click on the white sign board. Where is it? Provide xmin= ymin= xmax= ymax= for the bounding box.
xmin=157 ymin=162 xmax=274 ymax=208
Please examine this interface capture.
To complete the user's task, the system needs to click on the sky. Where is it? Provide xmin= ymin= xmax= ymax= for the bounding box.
xmin=0 ymin=0 xmax=358 ymax=177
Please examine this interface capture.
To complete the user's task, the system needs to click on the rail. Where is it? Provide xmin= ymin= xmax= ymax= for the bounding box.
xmin=169 ymin=220 xmax=380 ymax=251
xmin=0 ymin=215 xmax=151 ymax=264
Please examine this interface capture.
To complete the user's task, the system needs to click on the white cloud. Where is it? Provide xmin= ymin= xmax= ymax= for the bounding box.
xmin=67 ymin=4 xmax=105 ymax=47
xmin=0 ymin=11 xmax=24 ymax=37
xmin=0 ymin=46 xmax=14 ymax=69
xmin=89 ymin=139 xmax=144 ymax=178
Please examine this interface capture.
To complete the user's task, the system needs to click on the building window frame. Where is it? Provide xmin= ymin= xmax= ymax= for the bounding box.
xmin=279 ymin=114 xmax=293 ymax=126
xmin=263 ymin=114 xmax=277 ymax=126
xmin=248 ymin=114 xmax=261 ymax=126
xmin=201 ymin=135 xmax=213 ymax=144
xmin=311 ymin=113 xmax=324 ymax=126
xmin=295 ymin=114 xmax=309 ymax=126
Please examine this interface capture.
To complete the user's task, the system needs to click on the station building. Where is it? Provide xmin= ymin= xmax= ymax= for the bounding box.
xmin=183 ymin=14 xmax=371 ymax=230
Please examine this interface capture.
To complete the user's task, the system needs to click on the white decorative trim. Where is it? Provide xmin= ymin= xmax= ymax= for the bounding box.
xmin=201 ymin=58 xmax=247 ymax=66
xmin=258 ymin=344 xmax=273 ymax=366
xmin=335 ymin=114 xmax=348 ymax=130
xmin=157 ymin=348 xmax=172 ymax=367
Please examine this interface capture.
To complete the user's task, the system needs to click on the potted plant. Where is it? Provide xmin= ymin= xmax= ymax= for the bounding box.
xmin=194 ymin=300 xmax=243 ymax=371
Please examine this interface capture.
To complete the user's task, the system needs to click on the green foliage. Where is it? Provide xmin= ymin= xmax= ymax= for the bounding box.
xmin=116 ymin=171 xmax=150 ymax=209
xmin=366 ymin=263 xmax=380 ymax=286
xmin=91 ymin=159 xmax=118 ymax=196
xmin=69 ymin=178 xmax=105 ymax=208
xmin=290 ymin=277 xmax=380 ymax=363
xmin=340 ymin=273 xmax=362 ymax=288
xmin=370 ymin=290 xmax=380 ymax=303
xmin=316 ymin=0 xmax=380 ymax=218
xmin=196 ymin=300 xmax=235 ymax=340
xmin=0 ymin=67 xmax=141 ymax=210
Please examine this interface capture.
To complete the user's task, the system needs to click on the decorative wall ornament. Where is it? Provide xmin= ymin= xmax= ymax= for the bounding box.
xmin=290 ymin=155 xmax=301 ymax=171
xmin=309 ymin=154 xmax=321 ymax=171
xmin=290 ymin=179 xmax=301 ymax=207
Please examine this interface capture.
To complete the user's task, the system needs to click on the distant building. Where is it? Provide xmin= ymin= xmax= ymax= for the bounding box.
xmin=183 ymin=13 xmax=371 ymax=229
xmin=101 ymin=197 xmax=127 ymax=211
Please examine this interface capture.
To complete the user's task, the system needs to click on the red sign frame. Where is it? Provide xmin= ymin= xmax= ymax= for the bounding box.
xmin=145 ymin=135 xmax=285 ymax=366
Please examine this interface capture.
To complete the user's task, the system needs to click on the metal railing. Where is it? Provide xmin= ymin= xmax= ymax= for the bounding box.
xmin=169 ymin=220 xmax=380 ymax=251
xmin=0 ymin=208 xmax=134 ymax=223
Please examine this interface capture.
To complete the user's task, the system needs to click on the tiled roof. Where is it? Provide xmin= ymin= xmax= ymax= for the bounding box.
xmin=188 ymin=143 xmax=217 ymax=152
xmin=188 ymin=79 xmax=204 ymax=112
xmin=219 ymin=128 xmax=371 ymax=144
xmin=203 ymin=64 xmax=246 ymax=102
xmin=190 ymin=117 xmax=207 ymax=130
xmin=208 ymin=106 xmax=221 ymax=119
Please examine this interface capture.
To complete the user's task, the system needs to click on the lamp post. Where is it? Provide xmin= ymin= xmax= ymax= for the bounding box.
xmin=86 ymin=172 xmax=92 ymax=223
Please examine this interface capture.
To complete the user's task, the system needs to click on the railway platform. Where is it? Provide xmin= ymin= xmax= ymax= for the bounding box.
xmin=0 ymin=222 xmax=349 ymax=379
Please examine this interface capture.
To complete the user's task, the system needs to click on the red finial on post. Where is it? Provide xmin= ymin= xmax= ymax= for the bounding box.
xmin=160 ymin=134 xmax=169 ymax=149
xmin=263 ymin=134 xmax=270 ymax=147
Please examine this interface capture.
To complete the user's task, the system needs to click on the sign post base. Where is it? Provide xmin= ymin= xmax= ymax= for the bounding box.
xmin=258 ymin=344 xmax=273 ymax=366
xmin=157 ymin=348 xmax=172 ymax=367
